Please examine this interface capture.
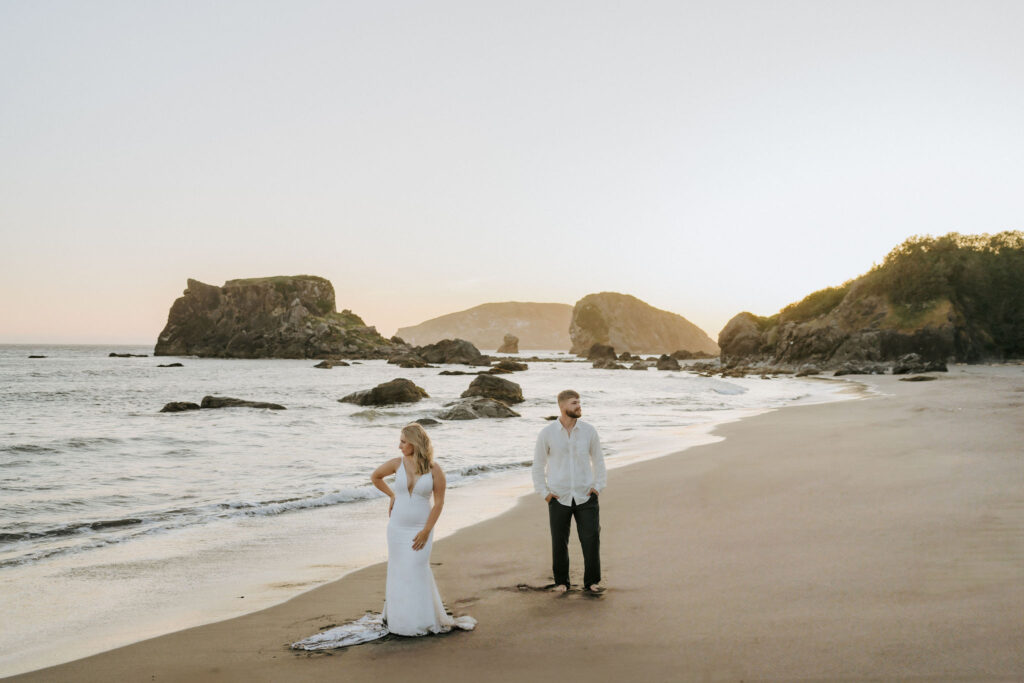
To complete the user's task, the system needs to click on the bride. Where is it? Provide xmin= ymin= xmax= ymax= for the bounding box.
xmin=291 ymin=423 xmax=474 ymax=650
xmin=370 ymin=423 xmax=475 ymax=635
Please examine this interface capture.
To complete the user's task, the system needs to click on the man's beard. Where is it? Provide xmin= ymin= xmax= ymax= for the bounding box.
xmin=566 ymin=408 xmax=582 ymax=418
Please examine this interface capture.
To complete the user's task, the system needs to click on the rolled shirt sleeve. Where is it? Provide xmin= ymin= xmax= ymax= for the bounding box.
xmin=532 ymin=430 xmax=550 ymax=498
xmin=589 ymin=428 xmax=607 ymax=493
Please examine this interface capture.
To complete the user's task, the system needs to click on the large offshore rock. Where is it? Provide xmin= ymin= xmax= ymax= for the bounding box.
xmin=437 ymin=397 xmax=521 ymax=420
xmin=655 ymin=354 xmax=681 ymax=371
xmin=493 ymin=359 xmax=527 ymax=372
xmin=496 ymin=333 xmax=520 ymax=354
xmin=339 ymin=379 xmax=429 ymax=406
xmin=414 ymin=339 xmax=491 ymax=366
xmin=154 ymin=276 xmax=398 ymax=359
xmin=159 ymin=401 xmax=200 ymax=413
xmin=313 ymin=360 xmax=349 ymax=369
xmin=586 ymin=343 xmax=618 ymax=361
xmin=460 ymin=374 xmax=524 ymax=404
xmin=717 ymin=313 xmax=765 ymax=361
xmin=387 ymin=353 xmax=433 ymax=368
xmin=569 ymin=292 xmax=719 ymax=356
xmin=200 ymin=396 xmax=287 ymax=410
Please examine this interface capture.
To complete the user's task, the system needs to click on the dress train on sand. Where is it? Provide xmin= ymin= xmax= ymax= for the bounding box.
xmin=291 ymin=465 xmax=474 ymax=650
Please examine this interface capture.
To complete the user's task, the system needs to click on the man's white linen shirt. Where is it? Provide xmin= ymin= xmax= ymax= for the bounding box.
xmin=532 ymin=419 xmax=607 ymax=506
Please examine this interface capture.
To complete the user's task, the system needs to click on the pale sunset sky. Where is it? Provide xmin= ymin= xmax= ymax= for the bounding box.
xmin=1 ymin=1 xmax=1022 ymax=344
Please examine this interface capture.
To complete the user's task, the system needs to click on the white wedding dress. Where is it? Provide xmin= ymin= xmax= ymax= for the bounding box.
xmin=292 ymin=463 xmax=474 ymax=651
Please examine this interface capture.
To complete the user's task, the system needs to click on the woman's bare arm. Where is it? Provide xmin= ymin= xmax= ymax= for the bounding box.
xmin=371 ymin=458 xmax=401 ymax=515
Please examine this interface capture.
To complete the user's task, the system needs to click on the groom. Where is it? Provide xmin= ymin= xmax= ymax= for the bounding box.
xmin=532 ymin=389 xmax=607 ymax=593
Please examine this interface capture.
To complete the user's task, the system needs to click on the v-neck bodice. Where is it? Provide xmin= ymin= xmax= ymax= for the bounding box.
xmin=398 ymin=460 xmax=433 ymax=499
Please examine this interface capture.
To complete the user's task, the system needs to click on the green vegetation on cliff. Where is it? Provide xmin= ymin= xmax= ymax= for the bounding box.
xmin=722 ymin=231 xmax=1024 ymax=364
xmin=778 ymin=282 xmax=852 ymax=325
xmin=769 ymin=232 xmax=1023 ymax=346
xmin=862 ymin=233 xmax=1024 ymax=351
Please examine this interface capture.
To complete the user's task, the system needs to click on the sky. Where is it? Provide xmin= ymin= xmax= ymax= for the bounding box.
xmin=2 ymin=0 xmax=1022 ymax=344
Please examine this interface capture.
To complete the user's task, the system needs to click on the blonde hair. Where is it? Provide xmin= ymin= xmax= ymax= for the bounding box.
xmin=401 ymin=423 xmax=435 ymax=475
xmin=557 ymin=389 xmax=580 ymax=404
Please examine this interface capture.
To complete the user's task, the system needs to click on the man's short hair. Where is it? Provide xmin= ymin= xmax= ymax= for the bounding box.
xmin=557 ymin=389 xmax=580 ymax=404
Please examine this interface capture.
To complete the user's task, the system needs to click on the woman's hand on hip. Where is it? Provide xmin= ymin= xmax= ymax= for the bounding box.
xmin=388 ymin=495 xmax=395 ymax=517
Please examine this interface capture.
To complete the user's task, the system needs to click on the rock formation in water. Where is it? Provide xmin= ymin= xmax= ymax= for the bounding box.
xmin=313 ymin=360 xmax=349 ymax=369
xmin=437 ymin=397 xmax=521 ymax=420
xmin=586 ymin=344 xmax=618 ymax=360
xmin=460 ymin=375 xmax=524 ymax=404
xmin=159 ymin=396 xmax=286 ymax=412
xmin=396 ymin=302 xmax=572 ymax=350
xmin=387 ymin=338 xmax=492 ymax=367
xmin=160 ymin=402 xmax=200 ymax=413
xmin=201 ymin=396 xmax=287 ymax=410
xmin=569 ymin=292 xmax=719 ymax=356
xmin=154 ymin=276 xmax=399 ymax=359
xmin=339 ymin=378 xmax=429 ymax=406
xmin=496 ymin=334 xmax=519 ymax=354
xmin=656 ymin=355 xmax=681 ymax=371
xmin=718 ymin=232 xmax=1024 ymax=368
xmin=413 ymin=339 xmax=491 ymax=365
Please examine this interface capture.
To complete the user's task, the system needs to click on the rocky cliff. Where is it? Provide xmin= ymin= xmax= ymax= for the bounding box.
xmin=154 ymin=276 xmax=398 ymax=358
xmin=719 ymin=232 xmax=1024 ymax=367
xmin=396 ymin=302 xmax=572 ymax=350
xmin=568 ymin=292 xmax=719 ymax=356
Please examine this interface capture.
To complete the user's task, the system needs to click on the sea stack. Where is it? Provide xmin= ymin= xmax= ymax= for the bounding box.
xmin=496 ymin=333 xmax=519 ymax=354
xmin=569 ymin=292 xmax=719 ymax=356
xmin=154 ymin=276 xmax=399 ymax=359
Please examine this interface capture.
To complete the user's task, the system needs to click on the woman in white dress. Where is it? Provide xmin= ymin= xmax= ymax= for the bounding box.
xmin=370 ymin=423 xmax=475 ymax=636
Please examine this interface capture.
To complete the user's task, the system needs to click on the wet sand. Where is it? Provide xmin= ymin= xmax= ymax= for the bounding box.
xmin=9 ymin=365 xmax=1024 ymax=682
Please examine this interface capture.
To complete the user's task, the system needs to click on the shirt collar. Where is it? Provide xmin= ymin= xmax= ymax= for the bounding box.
xmin=557 ymin=418 xmax=581 ymax=434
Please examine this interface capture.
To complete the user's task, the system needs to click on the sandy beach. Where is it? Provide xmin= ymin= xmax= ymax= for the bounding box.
xmin=9 ymin=365 xmax=1024 ymax=682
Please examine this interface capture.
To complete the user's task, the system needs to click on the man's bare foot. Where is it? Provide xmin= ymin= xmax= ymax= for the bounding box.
xmin=586 ymin=584 xmax=605 ymax=594
xmin=550 ymin=584 xmax=568 ymax=594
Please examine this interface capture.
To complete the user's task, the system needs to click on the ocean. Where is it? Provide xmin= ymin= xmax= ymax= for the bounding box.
xmin=0 ymin=344 xmax=855 ymax=676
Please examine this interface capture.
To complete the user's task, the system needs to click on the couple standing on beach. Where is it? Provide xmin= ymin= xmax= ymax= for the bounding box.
xmin=291 ymin=388 xmax=606 ymax=648
xmin=372 ymin=388 xmax=607 ymax=636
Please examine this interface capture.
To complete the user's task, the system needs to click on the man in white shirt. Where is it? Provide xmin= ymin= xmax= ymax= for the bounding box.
xmin=532 ymin=389 xmax=607 ymax=593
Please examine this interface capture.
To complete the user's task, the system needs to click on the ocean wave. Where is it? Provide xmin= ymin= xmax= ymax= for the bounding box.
xmin=0 ymin=459 xmax=533 ymax=568
xmin=0 ymin=536 xmax=124 ymax=569
xmin=62 ymin=436 xmax=124 ymax=449
xmin=348 ymin=408 xmax=407 ymax=421
xmin=455 ymin=461 xmax=532 ymax=477
xmin=664 ymin=375 xmax=748 ymax=395
xmin=0 ymin=494 xmax=377 ymax=569
xmin=217 ymin=487 xmax=382 ymax=516
xmin=1 ymin=444 xmax=57 ymax=454
xmin=0 ymin=518 xmax=144 ymax=545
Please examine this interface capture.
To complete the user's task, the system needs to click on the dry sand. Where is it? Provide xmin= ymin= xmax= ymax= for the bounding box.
xmin=9 ymin=365 xmax=1024 ymax=682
